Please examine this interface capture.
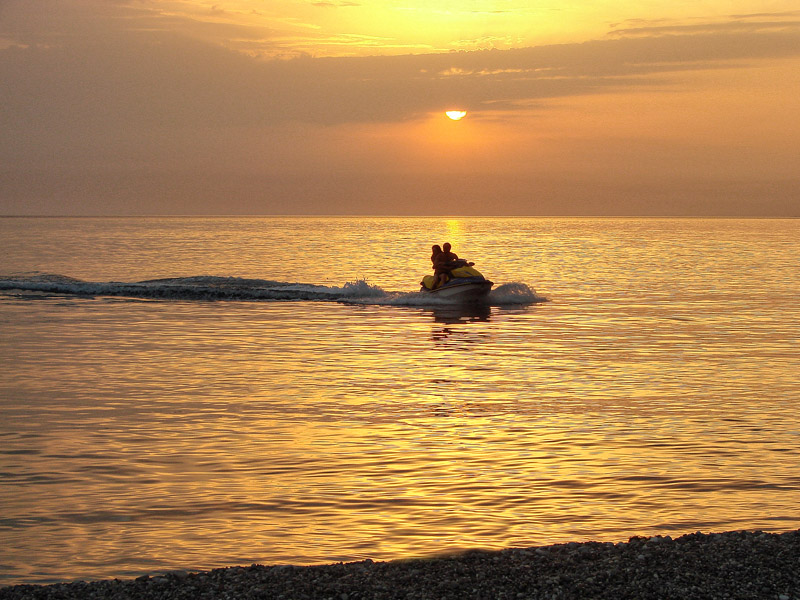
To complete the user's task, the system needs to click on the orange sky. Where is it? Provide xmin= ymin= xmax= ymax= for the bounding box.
xmin=0 ymin=1 xmax=798 ymax=215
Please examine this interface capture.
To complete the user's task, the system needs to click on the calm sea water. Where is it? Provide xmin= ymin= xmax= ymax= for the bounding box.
xmin=1 ymin=217 xmax=799 ymax=586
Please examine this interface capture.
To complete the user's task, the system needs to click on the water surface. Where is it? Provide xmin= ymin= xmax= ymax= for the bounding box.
xmin=1 ymin=217 xmax=799 ymax=585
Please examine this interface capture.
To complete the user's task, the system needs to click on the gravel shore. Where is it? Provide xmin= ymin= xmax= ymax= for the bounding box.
xmin=2 ymin=529 xmax=799 ymax=599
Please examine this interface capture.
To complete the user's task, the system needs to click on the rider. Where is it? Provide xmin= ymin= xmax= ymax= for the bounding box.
xmin=431 ymin=245 xmax=450 ymax=287
xmin=442 ymin=242 xmax=474 ymax=269
xmin=441 ymin=242 xmax=459 ymax=264
xmin=432 ymin=243 xmax=474 ymax=287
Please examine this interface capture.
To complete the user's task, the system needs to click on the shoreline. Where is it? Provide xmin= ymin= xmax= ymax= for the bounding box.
xmin=2 ymin=529 xmax=799 ymax=599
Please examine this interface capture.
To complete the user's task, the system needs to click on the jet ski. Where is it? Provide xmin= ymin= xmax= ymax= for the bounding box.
xmin=420 ymin=265 xmax=493 ymax=302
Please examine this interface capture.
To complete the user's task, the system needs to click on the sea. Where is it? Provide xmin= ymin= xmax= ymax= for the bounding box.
xmin=1 ymin=216 xmax=798 ymax=586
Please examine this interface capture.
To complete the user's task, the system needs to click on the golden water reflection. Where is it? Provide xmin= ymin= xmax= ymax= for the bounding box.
xmin=3 ymin=293 xmax=799 ymax=584
xmin=2 ymin=218 xmax=799 ymax=585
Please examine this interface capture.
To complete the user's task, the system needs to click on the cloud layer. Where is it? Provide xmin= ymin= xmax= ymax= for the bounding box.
xmin=3 ymin=8 xmax=799 ymax=133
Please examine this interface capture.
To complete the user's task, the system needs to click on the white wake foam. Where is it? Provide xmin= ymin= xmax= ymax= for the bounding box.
xmin=0 ymin=274 xmax=547 ymax=306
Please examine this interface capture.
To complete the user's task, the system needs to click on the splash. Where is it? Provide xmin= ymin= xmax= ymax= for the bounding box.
xmin=490 ymin=282 xmax=542 ymax=304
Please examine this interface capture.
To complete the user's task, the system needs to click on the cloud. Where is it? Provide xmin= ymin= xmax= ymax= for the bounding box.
xmin=3 ymin=10 xmax=799 ymax=141
xmin=608 ymin=13 xmax=800 ymax=38
xmin=449 ymin=35 xmax=524 ymax=50
xmin=312 ymin=1 xmax=361 ymax=7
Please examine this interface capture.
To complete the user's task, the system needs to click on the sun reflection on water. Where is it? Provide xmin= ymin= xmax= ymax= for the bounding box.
xmin=444 ymin=218 xmax=465 ymax=251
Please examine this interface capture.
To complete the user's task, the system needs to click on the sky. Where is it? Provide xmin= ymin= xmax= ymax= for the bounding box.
xmin=1 ymin=0 xmax=799 ymax=216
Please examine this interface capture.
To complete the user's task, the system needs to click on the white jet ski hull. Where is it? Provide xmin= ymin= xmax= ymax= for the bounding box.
xmin=421 ymin=279 xmax=493 ymax=302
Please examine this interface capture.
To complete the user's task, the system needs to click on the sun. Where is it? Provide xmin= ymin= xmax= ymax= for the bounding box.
xmin=445 ymin=110 xmax=467 ymax=121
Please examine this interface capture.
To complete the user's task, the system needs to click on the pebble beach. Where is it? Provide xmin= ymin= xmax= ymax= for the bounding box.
xmin=2 ymin=529 xmax=799 ymax=600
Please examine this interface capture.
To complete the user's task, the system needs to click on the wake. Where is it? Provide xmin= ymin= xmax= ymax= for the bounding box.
xmin=0 ymin=274 xmax=547 ymax=306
